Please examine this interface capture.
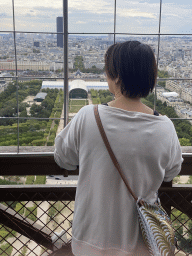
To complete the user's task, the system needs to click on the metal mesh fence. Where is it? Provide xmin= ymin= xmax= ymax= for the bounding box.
xmin=159 ymin=189 xmax=192 ymax=255
xmin=0 ymin=187 xmax=191 ymax=255
xmin=0 ymin=187 xmax=75 ymax=256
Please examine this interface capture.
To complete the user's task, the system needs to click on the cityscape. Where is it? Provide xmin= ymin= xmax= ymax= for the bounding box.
xmin=1 ymin=31 xmax=192 ymax=121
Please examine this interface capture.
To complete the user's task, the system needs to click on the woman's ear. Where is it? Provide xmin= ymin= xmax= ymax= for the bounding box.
xmin=115 ymin=77 xmax=120 ymax=85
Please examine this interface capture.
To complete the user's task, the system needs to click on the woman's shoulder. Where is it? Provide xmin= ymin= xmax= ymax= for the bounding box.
xmin=78 ymin=104 xmax=95 ymax=113
xmin=75 ymin=104 xmax=94 ymax=115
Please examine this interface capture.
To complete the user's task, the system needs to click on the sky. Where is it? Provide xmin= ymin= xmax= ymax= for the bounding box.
xmin=0 ymin=0 xmax=192 ymax=35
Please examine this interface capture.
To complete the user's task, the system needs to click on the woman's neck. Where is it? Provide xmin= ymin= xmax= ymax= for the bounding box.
xmin=108 ymin=94 xmax=153 ymax=115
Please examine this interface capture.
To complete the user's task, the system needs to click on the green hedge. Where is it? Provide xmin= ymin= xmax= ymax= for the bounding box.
xmin=25 ymin=176 xmax=35 ymax=185
xmin=55 ymin=119 xmax=60 ymax=125
xmin=31 ymin=139 xmax=46 ymax=146
xmin=92 ymin=98 xmax=101 ymax=104
xmin=91 ymin=89 xmax=98 ymax=98
xmin=0 ymin=178 xmax=18 ymax=185
xmin=47 ymin=140 xmax=54 ymax=146
xmin=34 ymin=176 xmax=46 ymax=184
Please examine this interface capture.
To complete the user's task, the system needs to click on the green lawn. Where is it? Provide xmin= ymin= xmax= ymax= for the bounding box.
xmin=69 ymin=99 xmax=88 ymax=113
xmin=69 ymin=99 xmax=88 ymax=105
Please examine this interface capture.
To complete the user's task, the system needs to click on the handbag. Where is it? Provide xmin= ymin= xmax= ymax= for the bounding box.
xmin=94 ymin=104 xmax=175 ymax=256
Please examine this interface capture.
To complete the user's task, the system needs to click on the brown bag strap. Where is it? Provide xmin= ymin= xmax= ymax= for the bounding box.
xmin=94 ymin=105 xmax=138 ymax=202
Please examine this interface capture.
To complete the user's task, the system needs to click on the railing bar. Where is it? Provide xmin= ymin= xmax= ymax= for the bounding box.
xmin=0 ymin=117 xmax=66 ymax=120
xmin=68 ymin=32 xmax=192 ymax=36
xmin=2 ymin=116 xmax=192 ymax=121
xmin=2 ymin=77 xmax=192 ymax=81
xmin=3 ymin=30 xmax=192 ymax=36
xmin=0 ymin=185 xmax=190 ymax=191
xmin=0 ymin=152 xmax=191 ymax=157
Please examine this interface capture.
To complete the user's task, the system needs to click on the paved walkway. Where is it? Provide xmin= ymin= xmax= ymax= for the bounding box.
xmin=56 ymin=107 xmax=64 ymax=137
xmin=88 ymin=92 xmax=93 ymax=104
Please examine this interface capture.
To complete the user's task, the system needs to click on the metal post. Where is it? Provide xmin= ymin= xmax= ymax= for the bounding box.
xmin=12 ymin=0 xmax=19 ymax=153
xmin=155 ymin=0 xmax=162 ymax=111
xmin=63 ymin=0 xmax=68 ymax=127
xmin=114 ymin=0 xmax=116 ymax=44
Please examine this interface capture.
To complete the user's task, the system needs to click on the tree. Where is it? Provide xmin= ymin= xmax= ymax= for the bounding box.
xmin=158 ymin=81 xmax=166 ymax=88
xmin=179 ymin=138 xmax=191 ymax=146
xmin=41 ymin=96 xmax=54 ymax=110
xmin=158 ymin=70 xmax=169 ymax=78
xmin=106 ymin=95 xmax=113 ymax=102
xmin=19 ymin=110 xmax=28 ymax=120
xmin=30 ymin=104 xmax=43 ymax=117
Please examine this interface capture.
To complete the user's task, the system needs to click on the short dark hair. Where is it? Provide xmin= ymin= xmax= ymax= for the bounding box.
xmin=105 ymin=41 xmax=157 ymax=98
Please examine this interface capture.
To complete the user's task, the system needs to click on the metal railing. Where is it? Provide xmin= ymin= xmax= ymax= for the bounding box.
xmin=0 ymin=152 xmax=192 ymax=255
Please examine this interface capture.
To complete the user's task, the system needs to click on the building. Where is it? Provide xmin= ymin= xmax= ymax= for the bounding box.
xmin=57 ymin=17 xmax=63 ymax=48
xmin=0 ymin=60 xmax=50 ymax=71
xmin=34 ymin=92 xmax=47 ymax=102
xmin=34 ymin=41 xmax=40 ymax=47
xmin=69 ymin=80 xmax=88 ymax=99
xmin=42 ymin=80 xmax=109 ymax=92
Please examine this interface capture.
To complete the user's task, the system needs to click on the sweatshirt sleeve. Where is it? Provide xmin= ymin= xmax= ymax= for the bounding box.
xmin=164 ymin=125 xmax=183 ymax=182
xmin=54 ymin=111 xmax=81 ymax=170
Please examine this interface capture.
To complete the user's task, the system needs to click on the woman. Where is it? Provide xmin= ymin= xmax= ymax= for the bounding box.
xmin=54 ymin=41 xmax=183 ymax=255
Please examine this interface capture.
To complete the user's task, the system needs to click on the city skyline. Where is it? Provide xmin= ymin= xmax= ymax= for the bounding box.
xmin=0 ymin=1 xmax=192 ymax=34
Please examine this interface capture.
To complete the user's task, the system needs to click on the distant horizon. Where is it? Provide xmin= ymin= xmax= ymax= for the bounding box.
xmin=1 ymin=33 xmax=192 ymax=39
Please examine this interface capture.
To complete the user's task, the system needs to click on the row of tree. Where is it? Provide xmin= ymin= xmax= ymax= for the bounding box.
xmin=0 ymin=82 xmax=63 ymax=146
xmin=91 ymin=89 xmax=113 ymax=104
xmin=0 ymin=80 xmax=42 ymax=126
xmin=143 ymin=94 xmax=192 ymax=146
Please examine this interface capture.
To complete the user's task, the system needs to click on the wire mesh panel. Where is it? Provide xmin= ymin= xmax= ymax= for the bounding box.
xmin=0 ymin=188 xmax=75 ymax=256
xmin=159 ymin=188 xmax=192 ymax=255
xmin=0 ymin=186 xmax=191 ymax=255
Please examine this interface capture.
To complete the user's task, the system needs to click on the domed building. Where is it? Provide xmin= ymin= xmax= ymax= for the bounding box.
xmin=69 ymin=80 xmax=88 ymax=99
xmin=41 ymin=79 xmax=108 ymax=99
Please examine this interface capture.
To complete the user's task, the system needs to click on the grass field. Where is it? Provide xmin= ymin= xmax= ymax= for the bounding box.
xmin=69 ymin=99 xmax=88 ymax=113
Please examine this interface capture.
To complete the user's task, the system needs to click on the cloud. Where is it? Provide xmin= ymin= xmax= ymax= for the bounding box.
xmin=117 ymin=8 xmax=156 ymax=19
xmin=0 ymin=0 xmax=192 ymax=33
xmin=76 ymin=21 xmax=86 ymax=24
xmin=69 ymin=0 xmax=113 ymax=15
xmin=160 ymin=2 xmax=192 ymax=33
xmin=13 ymin=0 xmax=62 ymax=9
xmin=0 ymin=12 xmax=8 ymax=18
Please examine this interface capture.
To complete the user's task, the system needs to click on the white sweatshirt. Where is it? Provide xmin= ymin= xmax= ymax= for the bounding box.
xmin=54 ymin=104 xmax=183 ymax=256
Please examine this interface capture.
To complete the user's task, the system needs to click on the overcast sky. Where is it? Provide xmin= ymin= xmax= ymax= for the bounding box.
xmin=1 ymin=0 xmax=192 ymax=35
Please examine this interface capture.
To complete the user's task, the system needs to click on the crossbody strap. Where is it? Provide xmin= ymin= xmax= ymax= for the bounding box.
xmin=94 ymin=104 xmax=138 ymax=202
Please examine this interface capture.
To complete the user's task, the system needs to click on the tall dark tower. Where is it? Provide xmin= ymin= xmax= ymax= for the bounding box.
xmin=57 ymin=17 xmax=63 ymax=48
